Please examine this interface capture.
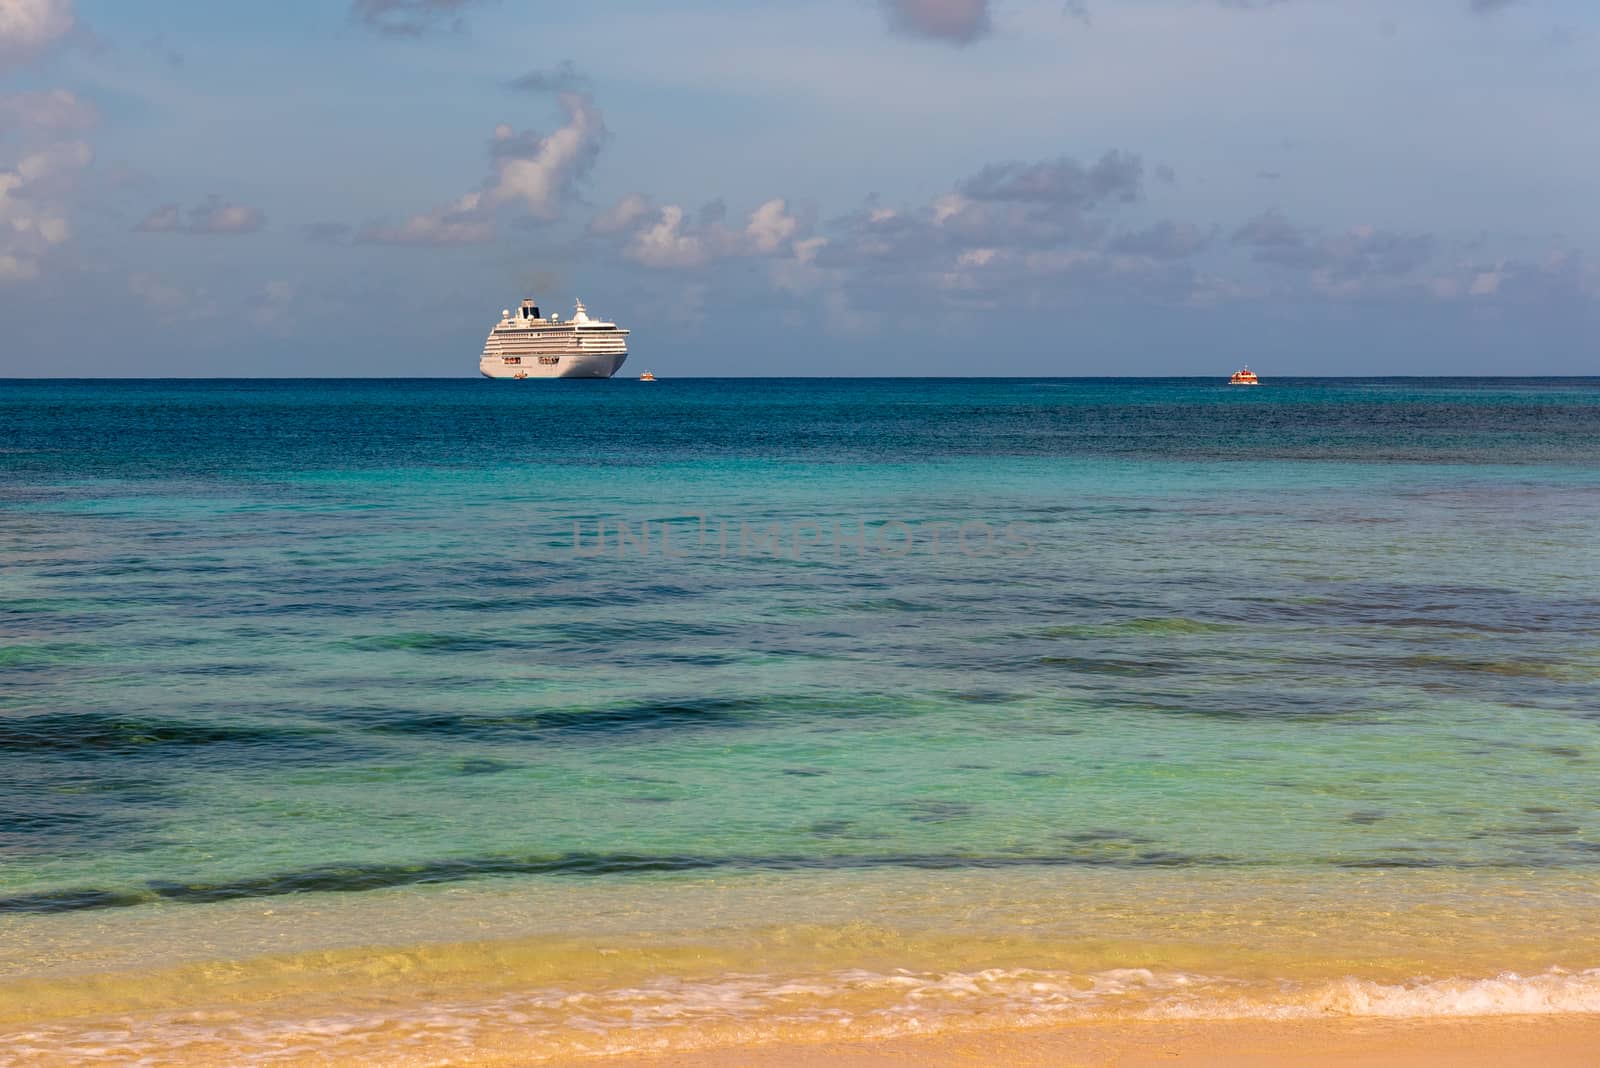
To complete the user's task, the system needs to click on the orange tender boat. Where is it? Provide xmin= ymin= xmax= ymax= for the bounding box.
xmin=1229 ymin=366 xmax=1260 ymax=385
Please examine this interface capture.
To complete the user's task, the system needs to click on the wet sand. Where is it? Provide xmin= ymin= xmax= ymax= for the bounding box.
xmin=533 ymin=1015 xmax=1600 ymax=1068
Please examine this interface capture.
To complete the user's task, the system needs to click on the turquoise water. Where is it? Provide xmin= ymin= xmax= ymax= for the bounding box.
xmin=3 ymin=378 xmax=1598 ymax=914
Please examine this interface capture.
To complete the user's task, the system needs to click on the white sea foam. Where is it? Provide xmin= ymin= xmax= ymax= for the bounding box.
xmin=1285 ymin=969 xmax=1600 ymax=1018
xmin=5 ymin=966 xmax=1600 ymax=1065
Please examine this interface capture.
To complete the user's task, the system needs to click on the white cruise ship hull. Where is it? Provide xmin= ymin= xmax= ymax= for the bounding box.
xmin=479 ymin=298 xmax=631 ymax=379
xmin=480 ymin=352 xmax=627 ymax=379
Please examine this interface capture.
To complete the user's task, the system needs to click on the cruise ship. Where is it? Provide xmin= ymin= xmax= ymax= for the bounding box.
xmin=479 ymin=298 xmax=629 ymax=379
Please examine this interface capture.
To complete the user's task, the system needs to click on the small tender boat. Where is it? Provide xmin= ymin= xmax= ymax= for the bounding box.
xmin=639 ymin=371 xmax=657 ymax=382
xmin=1229 ymin=366 xmax=1260 ymax=386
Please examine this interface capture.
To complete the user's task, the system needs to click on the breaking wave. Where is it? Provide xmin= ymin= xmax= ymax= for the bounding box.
xmin=5 ymin=965 xmax=1599 ymax=1065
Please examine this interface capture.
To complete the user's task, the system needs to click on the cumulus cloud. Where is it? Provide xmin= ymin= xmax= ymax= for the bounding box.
xmin=0 ymin=0 xmax=74 ymax=65
xmin=746 ymin=198 xmax=799 ymax=253
xmin=624 ymin=205 xmax=705 ymax=268
xmin=0 ymin=137 xmax=90 ymax=282
xmin=0 ymin=8 xmax=91 ymax=285
xmin=359 ymin=93 xmax=603 ymax=245
xmin=356 ymin=191 xmax=491 ymax=245
xmin=0 ymin=89 xmax=96 ymax=131
xmin=1416 ymin=249 xmax=1598 ymax=306
xmin=488 ymin=96 xmax=605 ymax=218
xmin=589 ymin=192 xmax=653 ymax=235
xmin=133 ymin=203 xmax=179 ymax=232
xmin=881 ymin=0 xmax=991 ymax=45
xmin=135 ymin=194 xmax=265 ymax=235
xmin=350 ymin=0 xmax=484 ymax=36
xmin=620 ymin=198 xmax=808 ymax=269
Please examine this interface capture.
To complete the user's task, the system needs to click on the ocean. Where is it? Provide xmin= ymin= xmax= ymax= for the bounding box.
xmin=2 ymin=377 xmax=1599 ymax=1063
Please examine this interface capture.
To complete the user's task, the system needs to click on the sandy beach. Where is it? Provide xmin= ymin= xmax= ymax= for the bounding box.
xmin=7 ymin=380 xmax=1600 ymax=1066
xmin=536 ymin=1016 xmax=1600 ymax=1068
xmin=9 ymin=0 xmax=1600 ymax=1059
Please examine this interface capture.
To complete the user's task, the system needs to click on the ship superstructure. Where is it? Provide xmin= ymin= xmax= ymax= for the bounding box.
xmin=479 ymin=298 xmax=629 ymax=379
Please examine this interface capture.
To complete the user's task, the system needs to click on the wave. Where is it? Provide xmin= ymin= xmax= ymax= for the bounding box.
xmin=5 ymin=966 xmax=1600 ymax=1065
xmin=1220 ymin=969 xmax=1600 ymax=1019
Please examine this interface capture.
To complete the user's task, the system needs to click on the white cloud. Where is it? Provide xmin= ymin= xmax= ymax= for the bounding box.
xmin=931 ymin=193 xmax=967 ymax=225
xmin=620 ymin=197 xmax=809 ymax=269
xmin=485 ymin=95 xmax=604 ymax=219
xmin=0 ymin=14 xmax=94 ymax=285
xmin=745 ymin=198 xmax=798 ymax=254
xmin=0 ymin=0 xmax=73 ymax=65
xmin=1468 ymin=269 xmax=1503 ymax=297
xmin=134 ymin=194 xmax=265 ymax=235
xmin=625 ymin=204 xmax=708 ymax=268
xmin=793 ymin=236 xmax=828 ymax=264
xmin=356 ymin=191 xmax=492 ymax=245
xmin=190 ymin=197 xmax=264 ymax=234
xmin=590 ymin=192 xmax=653 ymax=235
xmin=359 ymin=94 xmax=603 ymax=245
xmin=0 ymin=88 xmax=96 ymax=131
xmin=133 ymin=203 xmax=179 ymax=232
xmin=0 ymin=137 xmax=89 ymax=284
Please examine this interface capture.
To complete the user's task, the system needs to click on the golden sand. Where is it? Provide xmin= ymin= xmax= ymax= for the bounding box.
xmin=5 ymin=870 xmax=1599 ymax=1065
xmin=534 ymin=1016 xmax=1600 ymax=1068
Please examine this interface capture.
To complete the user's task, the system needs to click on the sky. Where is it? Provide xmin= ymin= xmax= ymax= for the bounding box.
xmin=0 ymin=0 xmax=1596 ymax=376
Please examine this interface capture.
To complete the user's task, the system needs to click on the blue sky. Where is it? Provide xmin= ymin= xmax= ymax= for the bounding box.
xmin=1 ymin=0 xmax=1596 ymax=375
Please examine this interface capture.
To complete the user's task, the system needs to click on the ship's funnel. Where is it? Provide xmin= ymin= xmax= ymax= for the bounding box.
xmin=519 ymin=298 xmax=541 ymax=321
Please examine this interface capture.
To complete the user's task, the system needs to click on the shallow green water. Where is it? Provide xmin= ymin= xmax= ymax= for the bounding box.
xmin=2 ymin=378 xmax=1598 ymax=911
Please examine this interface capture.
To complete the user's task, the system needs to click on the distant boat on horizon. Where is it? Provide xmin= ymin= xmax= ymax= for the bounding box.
xmin=479 ymin=297 xmax=630 ymax=379
xmin=1230 ymin=366 xmax=1260 ymax=386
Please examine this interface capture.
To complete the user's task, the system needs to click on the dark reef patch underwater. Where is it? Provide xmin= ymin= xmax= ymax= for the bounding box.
xmin=2 ymin=377 xmax=1599 ymax=909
